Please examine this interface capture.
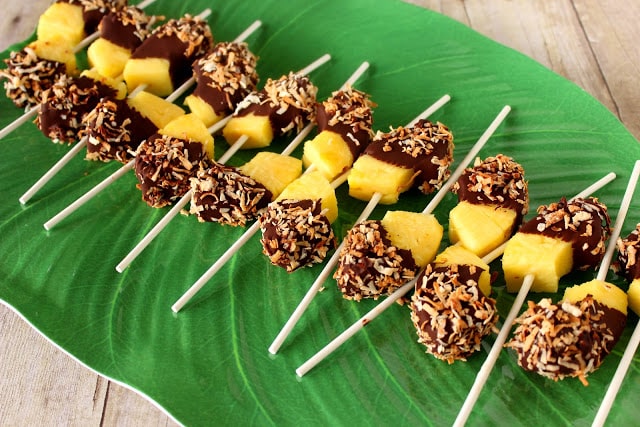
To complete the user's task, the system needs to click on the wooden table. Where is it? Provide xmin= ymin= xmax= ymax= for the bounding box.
xmin=1 ymin=0 xmax=638 ymax=425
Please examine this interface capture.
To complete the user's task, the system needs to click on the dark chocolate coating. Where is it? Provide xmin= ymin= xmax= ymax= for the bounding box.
xmin=519 ymin=197 xmax=611 ymax=270
xmin=98 ymin=7 xmax=151 ymax=51
xmin=615 ymin=224 xmax=640 ymax=282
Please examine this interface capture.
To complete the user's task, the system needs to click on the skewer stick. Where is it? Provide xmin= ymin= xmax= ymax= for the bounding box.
xmin=170 ymin=62 xmax=370 ymax=312
xmin=267 ymin=96 xmax=456 ymax=355
xmin=44 ymin=159 xmax=135 ymax=230
xmin=115 ymin=55 xmax=335 ymax=272
xmin=291 ymin=106 xmax=511 ymax=372
xmin=453 ymin=170 xmax=623 ymax=427
xmin=590 ymin=160 xmax=640 ymax=427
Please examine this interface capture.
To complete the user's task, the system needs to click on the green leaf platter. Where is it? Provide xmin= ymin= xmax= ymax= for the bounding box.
xmin=1 ymin=0 xmax=639 ymax=425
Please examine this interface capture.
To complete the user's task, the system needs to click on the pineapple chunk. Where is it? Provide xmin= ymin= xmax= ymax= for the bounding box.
xmin=37 ymin=2 xmax=85 ymax=47
xmin=80 ymin=69 xmax=127 ymax=100
xmin=127 ymin=91 xmax=185 ymax=129
xmin=627 ymin=279 xmax=640 ymax=316
xmin=223 ymin=113 xmax=274 ymax=149
xmin=448 ymin=201 xmax=518 ymax=257
xmin=433 ymin=245 xmax=492 ymax=297
xmin=184 ymin=94 xmax=226 ymax=128
xmin=159 ymin=114 xmax=214 ymax=160
xmin=30 ymin=40 xmax=78 ymax=76
xmin=502 ymin=233 xmax=573 ymax=293
xmin=302 ymin=131 xmax=354 ymax=180
xmin=276 ymin=171 xmax=339 ymax=223
xmin=348 ymin=154 xmax=415 ymax=204
xmin=87 ymin=38 xmax=132 ymax=79
xmin=238 ymin=152 xmax=302 ymax=197
xmin=563 ymin=279 xmax=628 ymax=315
xmin=123 ymin=57 xmax=173 ymax=96
xmin=380 ymin=211 xmax=443 ymax=268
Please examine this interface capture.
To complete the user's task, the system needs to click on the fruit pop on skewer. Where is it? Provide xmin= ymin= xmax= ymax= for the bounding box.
xmin=21 ymin=19 xmax=259 ymax=205
xmin=289 ymin=106 xmax=512 ymax=370
xmin=258 ymin=84 xmax=377 ymax=272
xmin=114 ymin=54 xmax=332 ymax=272
xmin=452 ymin=165 xmax=635 ymax=427
xmin=169 ymin=63 xmax=374 ymax=311
xmin=267 ymin=96 xmax=461 ymax=355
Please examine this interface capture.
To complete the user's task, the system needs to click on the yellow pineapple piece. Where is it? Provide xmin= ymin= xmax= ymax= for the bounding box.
xmin=380 ymin=211 xmax=443 ymax=268
xmin=347 ymin=154 xmax=415 ymax=204
xmin=87 ymin=38 xmax=132 ymax=79
xmin=127 ymin=91 xmax=185 ymax=129
xmin=502 ymin=233 xmax=573 ymax=293
xmin=302 ymin=130 xmax=354 ymax=180
xmin=223 ymin=113 xmax=274 ymax=149
xmin=29 ymin=40 xmax=78 ymax=76
xmin=238 ymin=152 xmax=302 ymax=197
xmin=563 ymin=279 xmax=628 ymax=315
xmin=80 ymin=69 xmax=127 ymax=99
xmin=627 ymin=279 xmax=640 ymax=316
xmin=37 ymin=2 xmax=85 ymax=47
xmin=432 ymin=245 xmax=492 ymax=297
xmin=276 ymin=171 xmax=339 ymax=223
xmin=123 ymin=57 xmax=173 ymax=96
xmin=448 ymin=201 xmax=518 ymax=257
xmin=159 ymin=113 xmax=214 ymax=160
xmin=184 ymin=94 xmax=226 ymax=128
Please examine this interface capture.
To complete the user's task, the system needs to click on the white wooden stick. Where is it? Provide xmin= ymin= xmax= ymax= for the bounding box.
xmin=0 ymin=106 xmax=39 ymax=140
xmin=268 ymin=96 xmax=457 ymax=355
xmin=19 ymin=136 xmax=88 ymax=204
xmin=233 ymin=20 xmax=262 ymax=43
xmin=44 ymin=160 xmax=135 ymax=230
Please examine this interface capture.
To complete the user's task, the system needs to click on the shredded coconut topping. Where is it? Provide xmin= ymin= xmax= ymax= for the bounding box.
xmin=410 ymin=263 xmax=498 ymax=363
xmin=614 ymin=223 xmax=640 ymax=282
xmin=259 ymin=199 xmax=336 ymax=272
xmin=334 ymin=220 xmax=418 ymax=301
xmin=505 ymin=296 xmax=620 ymax=386
xmin=189 ymin=162 xmax=271 ymax=226
xmin=151 ymin=14 xmax=213 ymax=59
xmin=321 ymin=85 xmax=375 ymax=137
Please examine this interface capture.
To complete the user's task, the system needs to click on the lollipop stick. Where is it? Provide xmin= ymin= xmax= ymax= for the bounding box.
xmin=233 ymin=20 xmax=262 ymax=43
xmin=19 ymin=136 xmax=88 ymax=204
xmin=0 ymin=106 xmax=39 ymax=140
xmin=268 ymin=97 xmax=460 ymax=355
xmin=44 ymin=159 xmax=135 ymax=230
xmin=453 ymin=170 xmax=622 ymax=427
xmin=172 ymin=221 xmax=262 ymax=312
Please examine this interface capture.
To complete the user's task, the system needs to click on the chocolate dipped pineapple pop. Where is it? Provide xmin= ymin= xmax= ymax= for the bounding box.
xmin=123 ymin=13 xmax=213 ymax=96
xmin=222 ymin=71 xmax=319 ymax=149
xmin=302 ymin=84 xmax=375 ymax=179
xmin=134 ymin=113 xmax=214 ymax=208
xmin=184 ymin=41 xmax=259 ymax=128
xmin=615 ymin=223 xmax=640 ymax=314
xmin=449 ymin=154 xmax=529 ymax=257
xmin=502 ymin=196 xmax=611 ymax=294
xmin=506 ymin=280 xmax=627 ymax=385
xmin=87 ymin=5 xmax=159 ymax=78
xmin=410 ymin=245 xmax=498 ymax=363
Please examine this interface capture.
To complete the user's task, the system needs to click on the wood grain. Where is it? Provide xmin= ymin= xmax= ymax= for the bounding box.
xmin=1 ymin=0 xmax=638 ymax=425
